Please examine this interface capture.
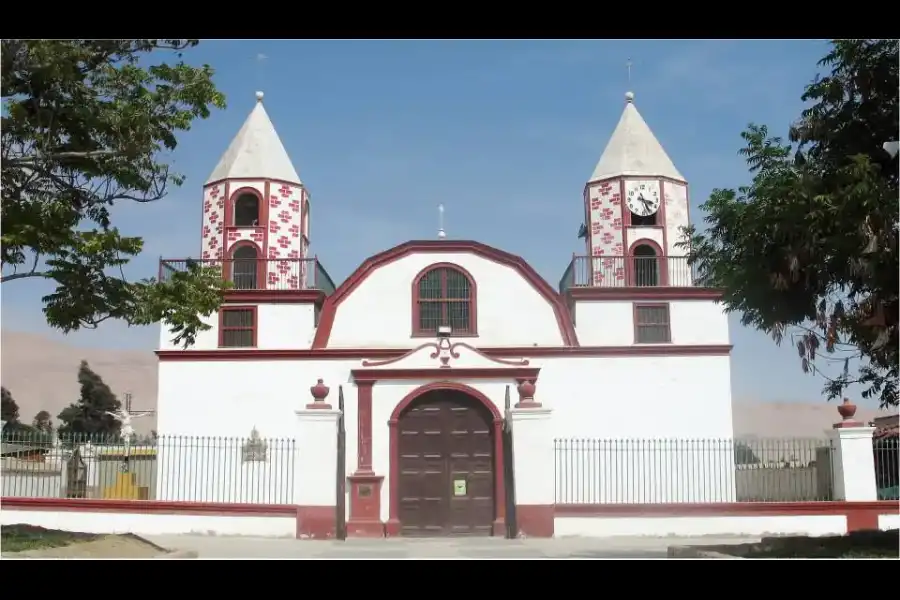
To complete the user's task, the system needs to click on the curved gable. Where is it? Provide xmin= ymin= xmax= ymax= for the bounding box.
xmin=312 ymin=240 xmax=578 ymax=348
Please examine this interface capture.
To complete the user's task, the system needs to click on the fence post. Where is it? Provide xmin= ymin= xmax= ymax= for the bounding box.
xmin=827 ymin=400 xmax=877 ymax=502
xmin=78 ymin=443 xmax=100 ymax=499
xmin=509 ymin=405 xmax=554 ymax=538
xmin=294 ymin=406 xmax=342 ymax=539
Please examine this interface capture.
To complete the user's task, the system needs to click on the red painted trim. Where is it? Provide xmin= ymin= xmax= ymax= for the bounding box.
xmin=0 ymin=497 xmax=295 ymax=516
xmin=355 ymin=381 xmax=375 ymax=472
xmin=567 ymin=287 xmax=723 ymax=301
xmin=157 ymin=344 xmax=733 ymax=361
xmin=410 ymin=262 xmax=478 ymax=337
xmin=351 ymin=368 xmax=541 ymax=383
xmin=222 ymin=289 xmax=325 ymax=305
xmin=626 ymin=238 xmax=669 ymax=286
xmin=207 ymin=176 xmax=301 ymax=189
xmin=218 ymin=305 xmax=258 ymax=348
xmin=385 ymin=382 xmax=505 ymax=536
xmin=311 ymin=240 xmax=578 ymax=348
xmin=585 ymin=174 xmax=687 ymax=190
xmin=633 ymin=302 xmax=671 ymax=344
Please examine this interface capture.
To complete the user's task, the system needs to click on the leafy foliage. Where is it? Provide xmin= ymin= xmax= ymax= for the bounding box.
xmin=57 ymin=360 xmax=123 ymax=437
xmin=32 ymin=410 xmax=53 ymax=433
xmin=1 ymin=40 xmax=229 ymax=347
xmin=682 ymin=40 xmax=898 ymax=407
xmin=1 ymin=386 xmax=21 ymax=424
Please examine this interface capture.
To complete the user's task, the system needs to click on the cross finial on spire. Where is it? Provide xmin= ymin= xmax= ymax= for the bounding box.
xmin=625 ymin=59 xmax=635 ymax=103
xmin=437 ymin=204 xmax=447 ymax=239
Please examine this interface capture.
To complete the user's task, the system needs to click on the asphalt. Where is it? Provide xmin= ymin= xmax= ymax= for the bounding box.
xmin=144 ymin=534 xmax=763 ymax=559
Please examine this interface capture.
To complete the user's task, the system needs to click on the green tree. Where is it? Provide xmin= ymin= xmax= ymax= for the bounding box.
xmin=57 ymin=360 xmax=123 ymax=438
xmin=1 ymin=386 xmax=21 ymax=425
xmin=683 ymin=40 xmax=898 ymax=408
xmin=734 ymin=442 xmax=760 ymax=465
xmin=1 ymin=40 xmax=229 ymax=347
xmin=32 ymin=410 xmax=54 ymax=433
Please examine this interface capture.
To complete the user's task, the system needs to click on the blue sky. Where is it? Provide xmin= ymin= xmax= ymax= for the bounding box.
xmin=2 ymin=39 xmax=867 ymax=405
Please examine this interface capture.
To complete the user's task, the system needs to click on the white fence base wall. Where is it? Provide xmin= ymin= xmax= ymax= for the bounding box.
xmin=0 ymin=509 xmax=296 ymax=537
xmin=879 ymin=514 xmax=900 ymax=530
xmin=554 ymin=515 xmax=850 ymax=538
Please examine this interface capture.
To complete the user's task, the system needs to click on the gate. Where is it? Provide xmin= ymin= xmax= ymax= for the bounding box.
xmin=502 ymin=385 xmax=517 ymax=538
xmin=335 ymin=385 xmax=347 ymax=540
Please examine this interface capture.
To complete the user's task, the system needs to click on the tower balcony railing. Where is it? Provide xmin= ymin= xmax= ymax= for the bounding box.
xmin=559 ymin=255 xmax=702 ymax=295
xmin=159 ymin=257 xmax=337 ymax=296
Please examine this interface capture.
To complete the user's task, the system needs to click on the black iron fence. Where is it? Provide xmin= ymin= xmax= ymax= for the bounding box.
xmin=554 ymin=437 xmax=836 ymax=504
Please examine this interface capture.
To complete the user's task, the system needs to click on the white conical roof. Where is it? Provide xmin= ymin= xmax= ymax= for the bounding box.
xmin=205 ymin=91 xmax=302 ymax=185
xmin=589 ymin=92 xmax=685 ymax=183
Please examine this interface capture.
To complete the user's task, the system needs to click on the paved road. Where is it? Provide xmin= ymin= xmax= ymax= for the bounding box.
xmin=146 ymin=534 xmax=761 ymax=559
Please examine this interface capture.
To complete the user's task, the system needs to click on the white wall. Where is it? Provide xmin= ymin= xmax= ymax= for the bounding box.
xmin=573 ymin=299 xmax=730 ymax=346
xmin=327 ymin=252 xmax=565 ymax=347
xmin=159 ymin=304 xmax=317 ymax=351
xmin=158 ymin=350 xmax=735 ymax=509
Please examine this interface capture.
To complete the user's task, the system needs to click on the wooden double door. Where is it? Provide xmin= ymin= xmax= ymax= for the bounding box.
xmin=397 ymin=389 xmax=495 ymax=536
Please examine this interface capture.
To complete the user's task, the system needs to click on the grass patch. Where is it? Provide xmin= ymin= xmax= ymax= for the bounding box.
xmin=1 ymin=524 xmax=100 ymax=553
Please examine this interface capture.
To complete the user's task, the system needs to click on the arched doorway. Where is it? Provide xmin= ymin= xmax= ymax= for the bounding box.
xmin=631 ymin=243 xmax=660 ymax=286
xmin=395 ymin=387 xmax=497 ymax=537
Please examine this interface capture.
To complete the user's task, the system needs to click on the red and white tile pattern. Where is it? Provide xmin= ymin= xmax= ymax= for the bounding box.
xmin=201 ymin=184 xmax=226 ymax=262
xmin=587 ymin=180 xmax=625 ymax=286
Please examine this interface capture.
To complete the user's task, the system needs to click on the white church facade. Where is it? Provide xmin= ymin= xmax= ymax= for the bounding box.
xmin=155 ymin=90 xmax=736 ymax=538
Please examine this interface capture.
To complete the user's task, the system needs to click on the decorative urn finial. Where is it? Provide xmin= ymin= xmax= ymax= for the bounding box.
xmin=515 ymin=380 xmax=540 ymax=408
xmin=837 ymin=397 xmax=857 ymax=420
xmin=307 ymin=378 xmax=332 ymax=409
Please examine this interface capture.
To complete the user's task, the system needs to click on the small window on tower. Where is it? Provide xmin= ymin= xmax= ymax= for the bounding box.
xmin=220 ymin=307 xmax=257 ymax=348
xmin=234 ymin=193 xmax=260 ymax=227
xmin=634 ymin=304 xmax=671 ymax=344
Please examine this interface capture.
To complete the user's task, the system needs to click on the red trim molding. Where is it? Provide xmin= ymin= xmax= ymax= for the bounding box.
xmin=385 ymin=382 xmax=505 ymax=537
xmin=351 ymin=367 xmax=541 ymax=383
xmin=1 ymin=497 xmax=296 ymax=516
xmin=567 ymin=287 xmax=724 ymax=301
xmin=411 ymin=262 xmax=478 ymax=337
xmin=311 ymin=240 xmax=579 ymax=348
xmin=157 ymin=344 xmax=732 ymax=361
xmin=223 ymin=289 xmax=326 ymax=304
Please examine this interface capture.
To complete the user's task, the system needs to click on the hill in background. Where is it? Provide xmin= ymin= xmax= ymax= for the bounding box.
xmin=0 ymin=329 xmax=894 ymax=438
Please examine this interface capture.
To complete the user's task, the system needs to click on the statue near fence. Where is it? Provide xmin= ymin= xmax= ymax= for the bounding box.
xmin=105 ymin=405 xmax=154 ymax=472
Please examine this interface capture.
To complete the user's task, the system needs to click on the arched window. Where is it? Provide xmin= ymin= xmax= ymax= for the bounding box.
xmin=413 ymin=264 xmax=476 ymax=336
xmin=631 ymin=244 xmax=660 ymax=287
xmin=231 ymin=245 xmax=259 ymax=290
xmin=234 ymin=193 xmax=260 ymax=227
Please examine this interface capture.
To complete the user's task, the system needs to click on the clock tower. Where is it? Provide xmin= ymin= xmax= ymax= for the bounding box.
xmin=582 ymin=91 xmax=691 ymax=287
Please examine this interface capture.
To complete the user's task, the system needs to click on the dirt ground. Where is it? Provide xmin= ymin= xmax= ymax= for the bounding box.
xmin=2 ymin=534 xmax=170 ymax=559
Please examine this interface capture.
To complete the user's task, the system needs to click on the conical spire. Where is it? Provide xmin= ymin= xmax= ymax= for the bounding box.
xmin=205 ymin=91 xmax=302 ymax=185
xmin=589 ymin=92 xmax=684 ymax=183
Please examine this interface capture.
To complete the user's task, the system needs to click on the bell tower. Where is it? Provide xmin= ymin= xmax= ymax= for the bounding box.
xmin=582 ymin=91 xmax=691 ymax=287
xmin=200 ymin=91 xmax=311 ymax=289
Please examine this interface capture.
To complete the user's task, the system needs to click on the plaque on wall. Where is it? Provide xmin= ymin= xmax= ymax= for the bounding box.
xmin=242 ymin=427 xmax=268 ymax=463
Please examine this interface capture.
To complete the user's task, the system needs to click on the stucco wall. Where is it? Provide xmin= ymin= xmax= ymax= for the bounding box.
xmin=327 ymin=252 xmax=565 ymax=348
xmin=573 ymin=299 xmax=730 ymax=346
xmin=158 ymin=351 xmax=734 ymax=509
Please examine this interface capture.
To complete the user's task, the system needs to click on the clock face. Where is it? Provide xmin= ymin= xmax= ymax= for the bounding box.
xmin=625 ymin=180 xmax=661 ymax=217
